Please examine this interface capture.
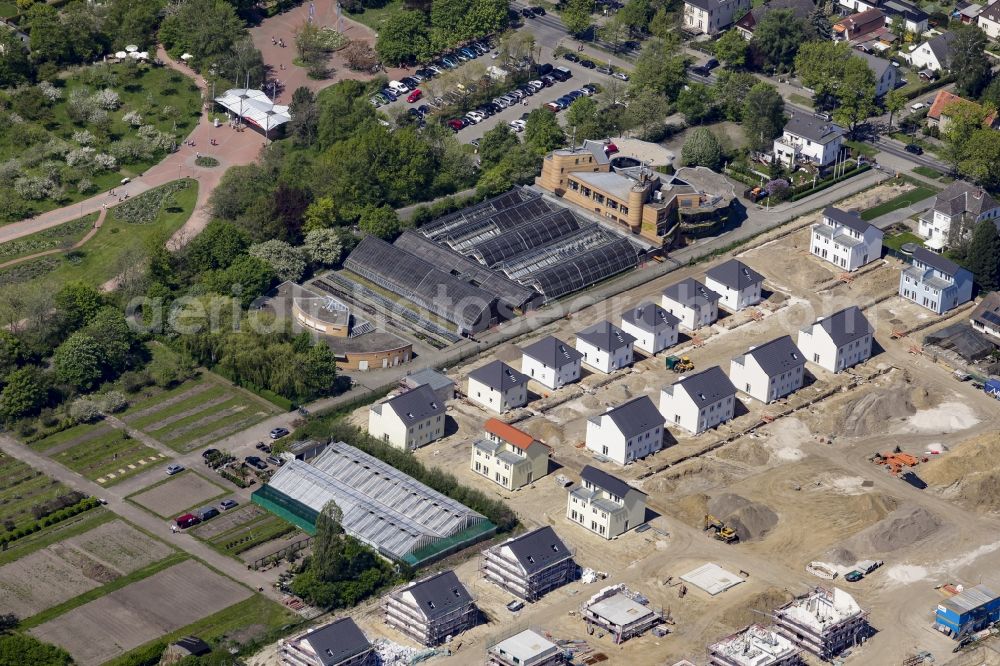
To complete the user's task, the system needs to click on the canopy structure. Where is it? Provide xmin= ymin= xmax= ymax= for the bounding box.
xmin=214 ymin=88 xmax=291 ymax=133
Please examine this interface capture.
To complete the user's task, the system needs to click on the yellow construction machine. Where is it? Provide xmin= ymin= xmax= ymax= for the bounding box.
xmin=703 ymin=514 xmax=739 ymax=544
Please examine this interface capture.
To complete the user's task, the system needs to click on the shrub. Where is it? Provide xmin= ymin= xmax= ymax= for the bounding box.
xmin=100 ymin=390 xmax=129 ymax=413
xmin=69 ymin=397 xmax=102 ymax=423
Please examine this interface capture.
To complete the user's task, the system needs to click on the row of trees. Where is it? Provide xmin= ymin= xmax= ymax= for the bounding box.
xmin=375 ymin=0 xmax=509 ymax=65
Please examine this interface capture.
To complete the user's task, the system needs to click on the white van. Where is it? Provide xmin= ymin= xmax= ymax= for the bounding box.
xmin=388 ymin=80 xmax=410 ymax=94
xmin=910 ymin=102 xmax=926 ymax=112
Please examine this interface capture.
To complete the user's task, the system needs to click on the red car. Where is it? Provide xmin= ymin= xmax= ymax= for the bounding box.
xmin=407 ymin=89 xmax=422 ymax=103
xmin=604 ymin=142 xmax=619 ymax=154
xmin=446 ymin=118 xmax=465 ymax=131
xmin=175 ymin=513 xmax=200 ymax=529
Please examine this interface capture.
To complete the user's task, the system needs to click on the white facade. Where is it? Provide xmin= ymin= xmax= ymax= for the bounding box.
xmin=810 ymin=209 xmax=884 ymax=272
xmin=585 ymin=399 xmax=664 ymax=465
xmin=566 ymin=467 xmax=646 ymax=539
xmin=908 ymin=38 xmax=950 ymax=71
xmin=918 ymin=185 xmax=1000 ymax=251
xmin=368 ymin=397 xmax=444 ymax=450
xmin=683 ymin=0 xmax=751 ymax=34
xmin=729 ymin=339 xmax=805 ymax=404
xmin=467 ymin=376 xmax=527 ymax=414
xmin=979 ymin=4 xmax=1000 ymax=39
xmin=899 ymin=249 xmax=974 ymax=314
xmin=659 ymin=368 xmax=737 ymax=435
xmin=774 ymin=128 xmax=843 ymax=167
xmin=661 ymin=285 xmax=720 ymax=330
xmin=703 ymin=262 xmax=764 ymax=312
xmin=576 ymin=338 xmax=634 ymax=374
xmin=796 ymin=310 xmax=873 ymax=374
xmin=520 ymin=337 xmax=583 ymax=391
xmin=620 ymin=304 xmax=679 ymax=355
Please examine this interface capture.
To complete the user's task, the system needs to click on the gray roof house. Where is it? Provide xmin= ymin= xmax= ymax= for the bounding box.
xmin=742 ymin=336 xmax=805 ymax=376
xmin=662 ymin=277 xmax=721 ymax=329
xmin=580 ymin=464 xmax=646 ymax=501
xmin=468 ymin=360 xmax=528 ymax=392
xmin=569 ymin=464 xmax=647 ymax=538
xmin=402 ymin=368 xmax=456 ymax=403
xmin=823 ymin=207 xmax=871 ymax=235
xmin=731 ymin=335 xmax=806 ymax=403
xmin=663 ymin=277 xmax=721 ymax=309
xmin=671 ymin=366 xmax=738 ymax=407
xmin=600 ymin=396 xmax=666 ymax=441
xmin=382 ymin=384 xmax=444 ymax=425
xmin=621 ymin=302 xmax=680 ymax=331
xmin=774 ymin=114 xmax=845 ymax=167
xmin=705 ymin=259 xmax=764 ymax=292
xmin=281 ymin=617 xmax=375 ymax=666
xmin=383 ymin=570 xmax=478 ymax=646
xmin=817 ymin=306 xmax=873 ymax=347
xmin=521 ymin=336 xmax=584 ymax=368
xmin=855 ymin=50 xmax=898 ymax=97
xmin=576 ymin=321 xmax=636 ymax=355
xmin=482 ymin=526 xmax=578 ymax=601
xmin=586 ymin=395 xmax=666 ymax=464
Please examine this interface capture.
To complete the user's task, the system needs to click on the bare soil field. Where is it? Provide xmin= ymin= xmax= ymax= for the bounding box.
xmin=30 ymin=559 xmax=252 ymax=666
xmin=61 ymin=519 xmax=174 ymax=574
xmin=0 ymin=548 xmax=103 ymax=618
xmin=129 ymin=472 xmax=226 ymax=518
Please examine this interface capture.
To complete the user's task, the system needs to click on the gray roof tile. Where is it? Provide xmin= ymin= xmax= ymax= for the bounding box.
xmin=739 ymin=335 xmax=805 ymax=377
xmin=407 ymin=570 xmax=474 ymax=621
xmin=502 ymin=526 xmax=574 ymax=575
xmin=813 ymin=306 xmax=873 ymax=347
xmin=672 ymin=366 xmax=737 ymax=405
xmin=912 ymin=246 xmax=963 ymax=277
xmin=469 ymin=360 xmax=528 ymax=391
xmin=823 ymin=206 xmax=874 ymax=235
xmin=577 ymin=321 xmax=636 ymax=353
xmin=705 ymin=259 xmax=764 ymax=291
xmin=621 ymin=302 xmax=680 ymax=331
xmin=520 ymin=335 xmax=583 ymax=368
xmin=663 ymin=277 xmax=720 ymax=308
xmin=580 ymin=465 xmax=646 ymax=498
xmin=385 ymin=384 xmax=445 ymax=424
xmin=783 ymin=114 xmax=845 ymax=144
xmin=603 ymin=396 xmax=664 ymax=440
xmin=299 ymin=618 xmax=371 ymax=666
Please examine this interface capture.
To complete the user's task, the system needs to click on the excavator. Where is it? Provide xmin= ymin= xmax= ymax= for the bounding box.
xmin=665 ymin=356 xmax=695 ymax=373
xmin=703 ymin=514 xmax=739 ymax=544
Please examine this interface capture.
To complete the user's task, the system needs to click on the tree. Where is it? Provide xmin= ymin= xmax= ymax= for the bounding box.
xmin=626 ymin=88 xmax=670 ymax=136
xmin=105 ymin=0 xmax=165 ymax=50
xmin=524 ymin=109 xmax=566 ymax=154
xmin=562 ymin=0 xmax=595 ymax=37
xmin=303 ymin=196 xmax=341 ymax=231
xmin=0 ymin=633 xmax=71 ymax=666
xmin=343 ymin=40 xmax=379 ymax=72
xmin=302 ymin=228 xmax=344 ymax=267
xmin=295 ymin=21 xmax=331 ymax=77
xmin=301 ymin=343 xmax=338 ymax=397
xmin=600 ymin=15 xmax=630 ymax=53
xmin=54 ymin=282 xmax=104 ymax=331
xmin=752 ymin=9 xmax=808 ymax=71
xmin=681 ymin=127 xmax=723 ymax=169
xmin=676 ymin=83 xmax=715 ymax=124
xmin=619 ymin=0 xmax=652 ymax=35
xmin=83 ymin=308 xmax=138 ymax=375
xmin=631 ymin=37 xmax=686 ymax=100
xmin=53 ymin=334 xmax=103 ymax=391
xmin=27 ymin=4 xmax=69 ymax=65
xmin=376 ymin=10 xmax=431 ymax=65
xmin=832 ymin=57 xmax=877 ymax=137
xmin=202 ymin=255 xmax=276 ymax=307
xmin=184 ymin=220 xmax=251 ymax=273
xmin=0 ymin=366 xmax=49 ymax=422
xmin=959 ymin=128 xmax=1000 ymax=189
xmin=358 ymin=205 xmax=401 ymax=240
xmin=0 ymin=332 xmax=25 ymax=379
xmin=288 ymin=87 xmax=319 ymax=147
xmin=950 ymin=24 xmax=992 ymax=99
xmin=477 ymin=144 xmax=543 ymax=197
xmin=795 ymin=41 xmax=853 ymax=108
xmin=713 ymin=29 xmax=747 ymax=69
xmin=966 ymin=219 xmax=1000 ymax=291
xmin=248 ymin=240 xmax=307 ymax=282
xmin=885 ymin=89 xmax=907 ymax=129
xmin=942 ymin=99 xmax=989 ymax=173
xmin=743 ymin=83 xmax=785 ymax=152
xmin=479 ymin=124 xmax=520 ymax=169
xmin=564 ymin=96 xmax=603 ymax=141
xmin=0 ymin=29 xmax=32 ymax=87
xmin=158 ymin=0 xmax=247 ymax=71
xmin=714 ymin=70 xmax=757 ymax=121
xmin=316 ymin=80 xmax=377 ymax=149
xmin=809 ymin=6 xmax=831 ymax=39
xmin=981 ymin=78 xmax=1000 ymax=109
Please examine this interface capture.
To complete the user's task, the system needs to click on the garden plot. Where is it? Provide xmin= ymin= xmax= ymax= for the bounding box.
xmin=129 ymin=472 xmax=227 ymax=519
xmin=0 ymin=454 xmax=71 ymax=530
xmin=122 ymin=373 xmax=279 ymax=452
xmin=61 ymin=519 xmax=174 ymax=574
xmin=30 ymin=560 xmax=252 ymax=666
xmin=41 ymin=425 xmax=165 ymax=485
xmin=0 ymin=548 xmax=104 ymax=618
xmin=191 ymin=505 xmax=297 ymax=557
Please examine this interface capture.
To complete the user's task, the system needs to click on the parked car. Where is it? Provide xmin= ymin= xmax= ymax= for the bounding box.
xmin=580 ymin=59 xmax=596 ymax=69
xmin=369 ymin=96 xmax=383 ymax=107
xmin=269 ymin=427 xmax=290 ymax=439
xmin=904 ymin=143 xmax=924 ymax=155
xmin=582 ymin=84 xmax=597 ymax=94
xmin=219 ymin=499 xmax=238 ymax=511
xmin=175 ymin=513 xmax=200 ymax=529
xmin=540 ymin=75 xmax=556 ymax=87
xmin=613 ymin=71 xmax=629 ymax=81
xmin=844 ymin=570 xmax=864 ymax=582
xmin=388 ymin=80 xmax=410 ymax=94
xmin=545 ymin=101 xmax=563 ymax=112
xmin=245 ymin=455 xmax=268 ymax=470
xmin=536 ymin=63 xmax=554 ymax=76
xmin=507 ymin=599 xmax=525 ymax=612
xmin=563 ymin=52 xmax=580 ymax=63
xmin=447 ymin=118 xmax=465 ymax=131
xmin=195 ymin=506 xmax=219 ymax=521
xmin=509 ymin=119 xmax=526 ymax=132
xmin=552 ymin=66 xmax=573 ymax=81
xmin=705 ymin=58 xmax=720 ymax=70
xmin=595 ymin=65 xmax=613 ymax=75
xmin=266 ymin=455 xmax=285 ymax=467
xmin=532 ymin=6 xmax=546 ymax=14
xmin=401 ymin=76 xmax=420 ymax=88
xmin=690 ymin=65 xmax=710 ymax=76
xmin=565 ymin=90 xmax=583 ymax=100
xmin=527 ymin=79 xmax=544 ymax=92
xmin=166 ymin=464 xmax=184 ymax=475
xmin=521 ymin=7 xmax=534 ymax=17
xmin=256 ymin=441 xmax=272 ymax=452
xmin=604 ymin=142 xmax=619 ymax=154
xmin=202 ymin=448 xmax=220 ymax=459
xmin=417 ymin=104 xmax=431 ymax=116
xmin=380 ymin=88 xmax=397 ymax=101
xmin=407 ymin=89 xmax=422 ymax=103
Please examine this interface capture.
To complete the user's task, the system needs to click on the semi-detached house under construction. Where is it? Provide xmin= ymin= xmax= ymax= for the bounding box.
xmin=772 ymin=587 xmax=869 ymax=659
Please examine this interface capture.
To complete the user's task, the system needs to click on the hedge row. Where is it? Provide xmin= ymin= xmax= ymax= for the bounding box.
xmin=903 ymin=74 xmax=956 ymax=101
xmin=0 ymin=497 xmax=101 ymax=545
xmin=790 ymin=164 xmax=871 ymax=201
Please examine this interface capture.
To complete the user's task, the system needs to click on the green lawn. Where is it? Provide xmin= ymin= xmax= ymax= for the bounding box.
xmin=860 ymin=186 xmax=937 ymax=220
xmin=912 ymin=165 xmax=953 ymax=183
xmin=883 ymin=231 xmax=924 ymax=251
xmin=343 ymin=0 xmax=403 ymax=30
xmin=789 ymin=94 xmax=814 ymax=109
xmin=0 ymin=179 xmax=197 ymax=292
xmin=0 ymin=455 xmax=71 ymax=530
xmin=0 ymin=213 xmax=98 ymax=265
xmin=845 ymin=140 xmax=877 ymax=159
xmin=103 ymin=594 xmax=301 ymax=666
xmin=0 ymin=1 xmax=17 ymax=18
xmin=0 ymin=63 xmax=201 ymax=220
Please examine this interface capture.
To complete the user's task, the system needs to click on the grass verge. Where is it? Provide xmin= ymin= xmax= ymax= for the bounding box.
xmin=860 ymin=185 xmax=937 ymax=220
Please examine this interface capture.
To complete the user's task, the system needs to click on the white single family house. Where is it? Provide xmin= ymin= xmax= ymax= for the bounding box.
xmin=566 ymin=465 xmax=647 ymax=539
xmin=520 ymin=336 xmax=583 ymax=391
xmin=585 ymin=396 xmax=665 ymax=465
xmin=467 ymin=360 xmax=529 ymax=414
xmin=620 ymin=302 xmax=679 ymax=355
xmin=575 ymin=321 xmax=636 ymax=374
xmin=659 ymin=366 xmax=738 ymax=435
xmin=918 ymin=180 xmax=1000 ymax=250
xmin=979 ymin=1 xmax=1000 ymax=39
xmin=368 ymin=383 xmax=445 ymax=451
xmin=773 ymin=114 xmax=845 ymax=168
xmin=907 ymin=31 xmax=956 ymax=72
xmin=796 ymin=306 xmax=874 ymax=373
xmin=899 ymin=247 xmax=974 ymax=314
xmin=683 ymin=0 xmax=751 ymax=34
xmin=811 ymin=206 xmax=884 ymax=272
xmin=729 ymin=335 xmax=806 ymax=404
xmin=704 ymin=259 xmax=765 ymax=312
xmin=662 ymin=277 xmax=720 ymax=330
xmin=856 ymin=51 xmax=898 ymax=97
xmin=472 ymin=418 xmax=550 ymax=491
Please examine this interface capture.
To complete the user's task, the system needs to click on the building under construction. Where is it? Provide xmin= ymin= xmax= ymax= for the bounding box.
xmin=707 ymin=625 xmax=801 ymax=666
xmin=481 ymin=526 xmax=578 ymax=602
xmin=382 ymin=571 xmax=479 ymax=647
xmin=772 ymin=587 xmax=869 ymax=659
xmin=580 ymin=585 xmax=662 ymax=644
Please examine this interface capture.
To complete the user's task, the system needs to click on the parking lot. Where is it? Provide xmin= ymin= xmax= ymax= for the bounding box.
xmin=376 ymin=46 xmax=629 ymax=144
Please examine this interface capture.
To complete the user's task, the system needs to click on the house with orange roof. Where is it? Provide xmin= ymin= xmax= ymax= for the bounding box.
xmin=472 ymin=419 xmax=550 ymax=490
xmin=927 ymin=90 xmax=999 ymax=132
xmin=833 ymin=8 xmax=886 ymax=41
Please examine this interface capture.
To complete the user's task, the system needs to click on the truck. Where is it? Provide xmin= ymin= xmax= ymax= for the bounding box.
xmin=984 ymin=379 xmax=1000 ymax=399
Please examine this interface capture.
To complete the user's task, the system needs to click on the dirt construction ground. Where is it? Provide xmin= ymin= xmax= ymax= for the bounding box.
xmin=30 ymin=559 xmax=252 ymax=666
xmin=339 ymin=182 xmax=1000 ymax=664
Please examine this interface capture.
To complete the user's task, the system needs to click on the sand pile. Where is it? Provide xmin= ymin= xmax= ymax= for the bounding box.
xmin=721 ymin=588 xmax=793 ymax=629
xmin=846 ymin=505 xmax=940 ymax=553
xmin=827 ymin=547 xmax=857 ymax=566
xmin=580 ymin=394 xmax=601 ymax=410
xmin=672 ymin=493 xmax=710 ymax=528
xmin=709 ymin=493 xmax=779 ymax=542
xmin=922 ymin=433 xmax=1000 ymax=512
xmin=524 ymin=419 xmax=564 ymax=446
xmin=715 ymin=440 xmax=771 ymax=466
xmin=838 ymin=383 xmax=916 ymax=437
